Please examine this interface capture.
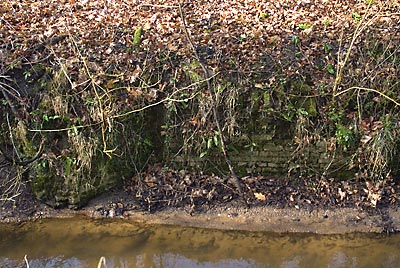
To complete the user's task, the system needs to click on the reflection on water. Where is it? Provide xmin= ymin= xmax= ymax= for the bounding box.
xmin=0 ymin=217 xmax=399 ymax=268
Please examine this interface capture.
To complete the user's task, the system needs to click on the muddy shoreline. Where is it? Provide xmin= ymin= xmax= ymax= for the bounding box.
xmin=1 ymin=0 xmax=400 ymax=237
xmin=2 ymin=161 xmax=400 ymax=234
xmin=1 ymin=186 xmax=400 ymax=234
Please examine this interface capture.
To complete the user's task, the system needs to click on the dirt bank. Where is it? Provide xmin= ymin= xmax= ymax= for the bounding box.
xmin=2 ymin=185 xmax=400 ymax=234
xmin=79 ymin=189 xmax=400 ymax=234
xmin=1 ymin=0 xmax=400 ymax=235
xmin=1 ymin=161 xmax=400 ymax=234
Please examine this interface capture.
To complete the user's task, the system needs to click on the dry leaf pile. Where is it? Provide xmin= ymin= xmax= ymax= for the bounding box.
xmin=125 ymin=164 xmax=400 ymax=212
xmin=1 ymin=0 xmax=399 ymax=85
xmin=1 ymin=0 xmax=400 ymax=213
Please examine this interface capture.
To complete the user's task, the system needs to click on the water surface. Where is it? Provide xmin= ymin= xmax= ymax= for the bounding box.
xmin=0 ymin=217 xmax=399 ymax=268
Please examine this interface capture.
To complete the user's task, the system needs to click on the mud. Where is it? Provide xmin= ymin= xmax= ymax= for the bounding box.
xmin=82 ymin=189 xmax=400 ymax=234
xmin=2 ymin=186 xmax=400 ymax=234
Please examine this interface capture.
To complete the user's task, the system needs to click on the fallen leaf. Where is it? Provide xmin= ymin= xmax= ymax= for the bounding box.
xmin=360 ymin=135 xmax=372 ymax=144
xmin=338 ymin=188 xmax=346 ymax=201
xmin=105 ymin=79 xmax=119 ymax=89
xmin=254 ymin=192 xmax=266 ymax=201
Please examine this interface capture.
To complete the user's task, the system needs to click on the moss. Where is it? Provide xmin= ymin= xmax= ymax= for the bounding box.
xmin=181 ymin=60 xmax=203 ymax=83
xmin=304 ymin=98 xmax=318 ymax=117
xmin=28 ymin=109 xmax=154 ymax=208
xmin=63 ymin=156 xmax=74 ymax=177
xmin=31 ymin=153 xmax=125 ymax=208
xmin=263 ymin=92 xmax=271 ymax=108
xmin=133 ymin=26 xmax=143 ymax=47
xmin=259 ymin=12 xmax=269 ymax=20
xmin=14 ymin=121 xmax=36 ymax=155
xmin=31 ymin=159 xmax=59 ymax=203
xmin=336 ymin=124 xmax=355 ymax=151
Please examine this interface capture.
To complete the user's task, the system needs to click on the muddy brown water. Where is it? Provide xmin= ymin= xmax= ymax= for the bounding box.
xmin=0 ymin=217 xmax=400 ymax=268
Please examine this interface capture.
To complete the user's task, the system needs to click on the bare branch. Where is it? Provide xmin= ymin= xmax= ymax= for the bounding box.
xmin=178 ymin=3 xmax=246 ymax=202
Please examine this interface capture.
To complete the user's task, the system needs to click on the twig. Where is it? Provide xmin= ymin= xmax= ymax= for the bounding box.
xmin=28 ymin=121 xmax=102 ymax=132
xmin=24 ymin=255 xmax=30 ymax=268
xmin=6 ymin=113 xmax=20 ymax=161
xmin=335 ymin=86 xmax=400 ymax=107
xmin=0 ymin=84 xmax=19 ymax=117
xmin=68 ymin=31 xmax=112 ymax=156
xmin=178 ymin=3 xmax=246 ymax=203
xmin=97 ymin=256 xmax=107 ymax=268
xmin=333 ymin=2 xmax=375 ymax=96
xmin=0 ymin=138 xmax=44 ymax=166
xmin=111 ymin=92 xmax=199 ymax=119
xmin=0 ymin=75 xmax=22 ymax=117
xmin=24 ymin=34 xmax=68 ymax=55
xmin=139 ymin=4 xmax=179 ymax=9
xmin=28 ymin=90 xmax=199 ymax=132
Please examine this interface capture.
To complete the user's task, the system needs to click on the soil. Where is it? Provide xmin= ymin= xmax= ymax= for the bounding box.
xmin=2 ymin=165 xmax=400 ymax=234
xmin=1 ymin=0 xmax=400 ymax=235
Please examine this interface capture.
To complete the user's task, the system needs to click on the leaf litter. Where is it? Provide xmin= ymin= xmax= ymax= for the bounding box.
xmin=1 ymin=0 xmax=400 ymax=217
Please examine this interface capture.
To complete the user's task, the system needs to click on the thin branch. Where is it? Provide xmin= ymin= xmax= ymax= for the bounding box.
xmin=178 ymin=3 xmax=245 ymax=201
xmin=97 ymin=256 xmax=108 ymax=268
xmin=335 ymin=86 xmax=400 ymax=107
xmin=67 ymin=30 xmax=112 ymax=156
xmin=0 ymin=75 xmax=22 ymax=117
xmin=24 ymin=255 xmax=30 ymax=268
xmin=28 ymin=93 xmax=199 ymax=132
xmin=333 ymin=2 xmax=375 ymax=96
xmin=139 ymin=4 xmax=179 ymax=9
xmin=6 ymin=113 xmax=20 ymax=161
xmin=111 ymin=92 xmax=199 ymax=119
xmin=28 ymin=121 xmax=102 ymax=132
xmin=0 ymin=139 xmax=44 ymax=166
xmin=0 ymin=85 xmax=19 ymax=117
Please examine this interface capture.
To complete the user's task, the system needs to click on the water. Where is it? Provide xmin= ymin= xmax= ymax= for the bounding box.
xmin=0 ymin=217 xmax=399 ymax=268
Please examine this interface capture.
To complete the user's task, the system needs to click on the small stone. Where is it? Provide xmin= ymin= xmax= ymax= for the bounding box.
xmin=108 ymin=208 xmax=115 ymax=218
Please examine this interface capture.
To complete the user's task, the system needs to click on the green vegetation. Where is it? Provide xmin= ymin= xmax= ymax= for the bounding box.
xmin=133 ymin=26 xmax=143 ymax=47
xmin=1 ymin=0 xmax=399 ymax=207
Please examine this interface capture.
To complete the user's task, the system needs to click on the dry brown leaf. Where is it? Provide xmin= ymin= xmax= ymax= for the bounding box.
xmin=105 ymin=79 xmax=119 ymax=89
xmin=338 ymin=188 xmax=346 ymax=201
xmin=254 ymin=192 xmax=266 ymax=201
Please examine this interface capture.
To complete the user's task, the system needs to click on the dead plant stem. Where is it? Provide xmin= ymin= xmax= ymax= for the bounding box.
xmin=335 ymin=86 xmax=400 ymax=107
xmin=97 ymin=256 xmax=107 ymax=268
xmin=69 ymin=32 xmax=112 ymax=156
xmin=139 ymin=4 xmax=179 ymax=9
xmin=333 ymin=2 xmax=375 ymax=96
xmin=178 ymin=3 xmax=245 ymax=201
xmin=0 ymin=84 xmax=19 ymax=118
xmin=24 ymin=255 xmax=30 ymax=268
xmin=6 ymin=113 xmax=20 ymax=161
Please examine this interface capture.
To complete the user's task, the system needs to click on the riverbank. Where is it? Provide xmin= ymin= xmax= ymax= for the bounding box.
xmin=83 ymin=190 xmax=398 ymax=234
xmin=2 ymin=182 xmax=400 ymax=234
xmin=1 ymin=164 xmax=400 ymax=234
xmin=1 ymin=0 xmax=400 ymax=235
